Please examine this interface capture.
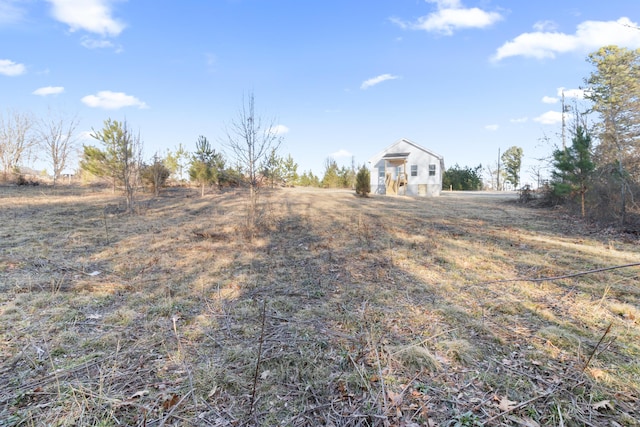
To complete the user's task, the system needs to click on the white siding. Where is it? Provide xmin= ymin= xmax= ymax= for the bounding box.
xmin=368 ymin=139 xmax=444 ymax=197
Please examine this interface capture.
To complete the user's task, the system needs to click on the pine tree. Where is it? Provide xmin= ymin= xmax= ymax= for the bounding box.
xmin=355 ymin=166 xmax=370 ymax=196
xmin=552 ymin=126 xmax=595 ymax=217
xmin=189 ymin=135 xmax=224 ymax=197
xmin=585 ymin=45 xmax=640 ymax=224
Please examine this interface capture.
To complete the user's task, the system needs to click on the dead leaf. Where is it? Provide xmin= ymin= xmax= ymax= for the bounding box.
xmin=260 ymin=370 xmax=271 ymax=380
xmin=498 ymin=397 xmax=519 ymax=412
xmin=387 ymin=390 xmax=402 ymax=406
xmin=207 ymin=386 xmax=219 ymax=399
xmin=592 ymin=400 xmax=613 ymax=411
xmin=162 ymin=393 xmax=179 ymax=410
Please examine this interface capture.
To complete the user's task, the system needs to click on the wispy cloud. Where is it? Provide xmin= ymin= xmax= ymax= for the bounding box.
xmin=492 ymin=17 xmax=640 ymax=61
xmin=270 ymin=124 xmax=289 ymax=135
xmin=533 ymin=110 xmax=563 ymax=125
xmin=485 ymin=124 xmax=499 ymax=131
xmin=46 ymin=0 xmax=125 ymax=37
xmin=510 ymin=117 xmax=528 ymax=123
xmin=361 ymin=73 xmax=400 ymax=90
xmin=33 ymin=86 xmax=65 ymax=96
xmin=81 ymin=91 xmax=148 ymax=109
xmin=331 ymin=149 xmax=352 ymax=158
xmin=0 ymin=58 xmax=25 ymax=76
xmin=533 ymin=20 xmax=558 ymax=32
xmin=0 ymin=0 xmax=27 ymax=25
xmin=392 ymin=0 xmax=502 ymax=36
xmin=556 ymin=87 xmax=585 ymax=99
xmin=542 ymin=96 xmax=558 ymax=104
xmin=80 ymin=36 xmax=120 ymax=50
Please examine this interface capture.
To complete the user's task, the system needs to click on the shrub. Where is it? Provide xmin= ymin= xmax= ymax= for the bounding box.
xmin=141 ymin=158 xmax=171 ymax=196
xmin=355 ymin=166 xmax=370 ymax=197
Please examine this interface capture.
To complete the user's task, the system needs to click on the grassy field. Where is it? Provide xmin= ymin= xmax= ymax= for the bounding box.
xmin=0 ymin=185 xmax=638 ymax=426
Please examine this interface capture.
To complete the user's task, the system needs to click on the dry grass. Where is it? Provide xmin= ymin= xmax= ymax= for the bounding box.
xmin=0 ymin=185 xmax=639 ymax=426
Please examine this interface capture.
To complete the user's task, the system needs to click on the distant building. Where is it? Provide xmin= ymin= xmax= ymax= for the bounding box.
xmin=368 ymin=138 xmax=444 ymax=197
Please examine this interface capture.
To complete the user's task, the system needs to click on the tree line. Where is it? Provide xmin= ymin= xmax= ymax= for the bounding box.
xmin=443 ymin=45 xmax=640 ymax=228
xmin=0 ymin=93 xmax=362 ymax=203
xmin=547 ymin=45 xmax=639 ymax=227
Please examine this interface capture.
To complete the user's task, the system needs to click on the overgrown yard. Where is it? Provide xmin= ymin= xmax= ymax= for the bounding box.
xmin=0 ymin=186 xmax=638 ymax=426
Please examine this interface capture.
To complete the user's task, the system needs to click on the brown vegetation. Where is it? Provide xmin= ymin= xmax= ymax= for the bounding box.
xmin=0 ymin=186 xmax=638 ymax=426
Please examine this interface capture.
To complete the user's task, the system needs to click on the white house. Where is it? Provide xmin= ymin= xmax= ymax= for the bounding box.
xmin=368 ymin=138 xmax=444 ymax=197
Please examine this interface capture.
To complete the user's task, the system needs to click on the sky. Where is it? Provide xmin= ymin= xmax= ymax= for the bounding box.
xmin=2 ymin=0 xmax=640 ymax=184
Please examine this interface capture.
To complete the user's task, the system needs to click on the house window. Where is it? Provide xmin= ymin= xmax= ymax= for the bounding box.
xmin=410 ymin=165 xmax=418 ymax=177
xmin=378 ymin=166 xmax=385 ymax=178
xmin=429 ymin=164 xmax=436 ymax=176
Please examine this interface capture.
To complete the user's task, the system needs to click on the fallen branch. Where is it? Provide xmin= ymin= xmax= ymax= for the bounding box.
xmin=479 ymin=262 xmax=640 ymax=285
xmin=582 ymin=322 xmax=613 ymax=373
xmin=481 ymin=386 xmax=559 ymax=425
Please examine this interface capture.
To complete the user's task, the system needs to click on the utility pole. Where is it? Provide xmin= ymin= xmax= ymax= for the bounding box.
xmin=561 ymin=91 xmax=566 ymax=150
xmin=497 ymin=147 xmax=501 ymax=191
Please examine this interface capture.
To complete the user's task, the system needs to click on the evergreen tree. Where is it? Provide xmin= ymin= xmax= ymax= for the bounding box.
xmin=442 ymin=164 xmax=483 ymax=190
xmin=552 ymin=125 xmax=595 ymax=217
xmin=585 ymin=45 xmax=640 ymax=225
xmin=189 ymin=135 xmax=224 ymax=197
xmin=261 ymin=148 xmax=284 ymax=188
xmin=501 ymin=146 xmax=524 ymax=189
xmin=141 ymin=153 xmax=171 ymax=196
xmin=164 ymin=143 xmax=189 ymax=181
xmin=321 ymin=158 xmax=341 ymax=188
xmin=355 ymin=165 xmax=370 ymax=196
xmin=81 ymin=119 xmax=126 ymax=192
xmin=80 ymin=119 xmax=142 ymax=212
xmin=298 ymin=170 xmax=320 ymax=187
xmin=282 ymin=154 xmax=299 ymax=186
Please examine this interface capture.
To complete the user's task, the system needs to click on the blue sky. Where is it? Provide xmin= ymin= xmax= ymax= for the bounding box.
xmin=2 ymin=0 xmax=640 ymax=184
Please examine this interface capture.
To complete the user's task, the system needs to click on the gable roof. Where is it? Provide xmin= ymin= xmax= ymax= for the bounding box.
xmin=368 ymin=138 xmax=444 ymax=164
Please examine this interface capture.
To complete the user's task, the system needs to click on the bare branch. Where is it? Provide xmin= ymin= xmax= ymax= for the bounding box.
xmin=37 ymin=108 xmax=80 ymax=185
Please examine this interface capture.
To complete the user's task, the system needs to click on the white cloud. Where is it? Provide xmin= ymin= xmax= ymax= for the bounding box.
xmin=81 ymin=37 xmax=114 ymax=49
xmin=331 ymin=149 xmax=352 ymax=158
xmin=0 ymin=58 xmax=25 ymax=76
xmin=270 ymin=124 xmax=289 ymax=135
xmin=361 ymin=73 xmax=400 ymax=89
xmin=533 ymin=110 xmax=564 ymax=125
xmin=81 ymin=91 xmax=148 ymax=109
xmin=510 ymin=117 xmax=528 ymax=123
xmin=46 ymin=0 xmax=125 ymax=36
xmin=33 ymin=86 xmax=65 ymax=96
xmin=392 ymin=0 xmax=502 ymax=35
xmin=542 ymin=96 xmax=558 ymax=104
xmin=533 ymin=20 xmax=558 ymax=32
xmin=79 ymin=130 xmax=95 ymax=141
xmin=556 ymin=87 xmax=585 ymax=99
xmin=493 ymin=17 xmax=640 ymax=61
xmin=485 ymin=124 xmax=499 ymax=131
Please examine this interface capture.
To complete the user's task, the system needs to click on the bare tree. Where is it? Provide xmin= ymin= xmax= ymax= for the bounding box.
xmin=225 ymin=92 xmax=283 ymax=233
xmin=0 ymin=110 xmax=35 ymax=181
xmin=37 ymin=109 xmax=80 ymax=186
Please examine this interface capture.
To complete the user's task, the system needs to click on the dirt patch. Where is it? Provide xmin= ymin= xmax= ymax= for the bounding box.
xmin=1 ymin=185 xmax=638 ymax=426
